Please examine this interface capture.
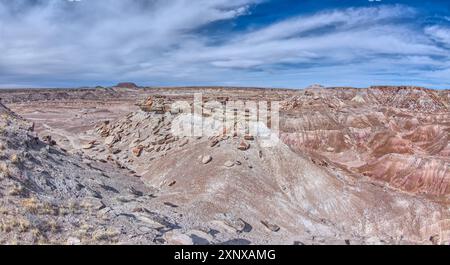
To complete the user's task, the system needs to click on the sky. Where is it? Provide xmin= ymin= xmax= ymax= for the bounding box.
xmin=0 ymin=0 xmax=450 ymax=89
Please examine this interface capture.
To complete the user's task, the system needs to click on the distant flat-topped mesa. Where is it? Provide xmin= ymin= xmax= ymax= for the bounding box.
xmin=114 ymin=82 xmax=139 ymax=88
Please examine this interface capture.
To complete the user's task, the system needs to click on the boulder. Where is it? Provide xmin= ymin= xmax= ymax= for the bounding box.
xmin=224 ymin=161 xmax=235 ymax=168
xmin=178 ymin=138 xmax=189 ymax=147
xmin=238 ymin=141 xmax=250 ymax=151
xmin=244 ymin=135 xmax=255 ymax=141
xmin=82 ymin=143 xmax=94 ymax=150
xmin=42 ymin=135 xmax=56 ymax=146
xmin=261 ymin=220 xmax=280 ymax=232
xmin=132 ymin=145 xmax=144 ymax=157
xmin=202 ymin=155 xmax=213 ymax=164
xmin=163 ymin=230 xmax=193 ymax=245
xmin=104 ymin=135 xmax=119 ymax=145
xmin=210 ymin=139 xmax=220 ymax=147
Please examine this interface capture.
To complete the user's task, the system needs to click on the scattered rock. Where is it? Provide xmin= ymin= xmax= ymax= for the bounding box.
xmin=168 ymin=180 xmax=177 ymax=187
xmin=98 ymin=207 xmax=112 ymax=216
xmin=238 ymin=141 xmax=250 ymax=151
xmin=82 ymin=143 xmax=94 ymax=150
xmin=136 ymin=214 xmax=166 ymax=229
xmin=164 ymin=202 xmax=178 ymax=208
xmin=188 ymin=229 xmax=213 ymax=245
xmin=210 ymin=139 xmax=220 ymax=147
xmin=214 ymin=214 xmax=249 ymax=233
xmin=202 ymin=155 xmax=213 ymax=164
xmin=128 ymin=186 xmax=143 ymax=197
xmin=81 ymin=197 xmax=105 ymax=210
xmin=244 ymin=135 xmax=254 ymax=141
xmin=92 ymin=227 xmax=120 ymax=241
xmin=178 ymin=139 xmax=189 ymax=147
xmin=131 ymin=138 xmax=141 ymax=146
xmin=139 ymin=96 xmax=167 ymax=113
xmin=163 ymin=230 xmax=193 ymax=245
xmin=116 ymin=196 xmax=134 ymax=203
xmin=132 ymin=145 xmax=144 ymax=157
xmin=430 ymin=234 xmax=440 ymax=245
xmin=10 ymin=154 xmax=20 ymax=164
xmin=224 ymin=161 xmax=235 ymax=168
xmin=261 ymin=220 xmax=280 ymax=232
xmin=66 ymin=237 xmax=82 ymax=245
xmin=366 ymin=236 xmax=383 ymax=245
xmin=104 ymin=135 xmax=119 ymax=145
xmin=111 ymin=148 xmax=121 ymax=154
xmin=42 ymin=135 xmax=56 ymax=146
xmin=351 ymin=95 xmax=366 ymax=103
xmin=133 ymin=207 xmax=149 ymax=213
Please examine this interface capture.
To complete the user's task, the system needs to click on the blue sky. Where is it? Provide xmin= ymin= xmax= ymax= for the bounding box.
xmin=1 ymin=0 xmax=450 ymax=89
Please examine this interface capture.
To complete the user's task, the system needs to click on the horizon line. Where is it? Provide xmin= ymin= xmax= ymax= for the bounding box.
xmin=0 ymin=85 xmax=449 ymax=91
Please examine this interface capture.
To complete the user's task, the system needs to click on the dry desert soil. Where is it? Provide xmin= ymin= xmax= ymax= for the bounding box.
xmin=0 ymin=85 xmax=449 ymax=245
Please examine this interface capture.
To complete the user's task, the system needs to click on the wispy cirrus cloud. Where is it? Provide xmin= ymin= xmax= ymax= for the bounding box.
xmin=425 ymin=25 xmax=450 ymax=46
xmin=0 ymin=0 xmax=449 ymax=88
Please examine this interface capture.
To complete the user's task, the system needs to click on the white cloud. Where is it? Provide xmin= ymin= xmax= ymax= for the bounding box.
xmin=238 ymin=5 xmax=416 ymax=44
xmin=425 ymin=25 xmax=450 ymax=46
xmin=0 ymin=1 xmax=449 ymax=88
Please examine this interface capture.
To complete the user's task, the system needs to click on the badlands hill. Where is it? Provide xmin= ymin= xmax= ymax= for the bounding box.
xmin=0 ymin=85 xmax=449 ymax=245
xmin=281 ymin=86 xmax=449 ymax=197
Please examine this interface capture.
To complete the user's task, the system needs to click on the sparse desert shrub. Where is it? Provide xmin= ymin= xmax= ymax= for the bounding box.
xmin=40 ymin=202 xmax=59 ymax=216
xmin=58 ymin=202 xmax=79 ymax=215
xmin=0 ymin=162 xmax=11 ymax=179
xmin=10 ymin=154 xmax=20 ymax=164
xmin=73 ymin=225 xmax=91 ymax=243
xmin=0 ymin=206 xmax=8 ymax=215
xmin=21 ymin=198 xmax=39 ymax=213
xmin=8 ymin=184 xmax=24 ymax=196
xmin=0 ymin=216 xmax=30 ymax=233
xmin=76 ymin=223 xmax=92 ymax=237
xmin=66 ymin=201 xmax=81 ymax=214
xmin=17 ymin=218 xmax=31 ymax=233
xmin=92 ymin=227 xmax=120 ymax=242
xmin=20 ymin=198 xmax=59 ymax=215
xmin=30 ymin=228 xmax=45 ymax=244
xmin=36 ymin=219 xmax=60 ymax=234
xmin=47 ymin=220 xmax=60 ymax=233
xmin=0 ymin=218 xmax=14 ymax=233
xmin=81 ymin=223 xmax=91 ymax=229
